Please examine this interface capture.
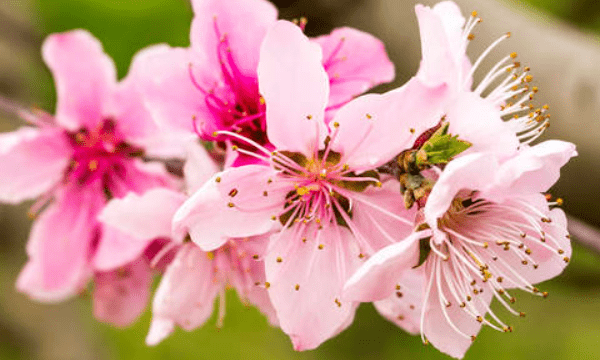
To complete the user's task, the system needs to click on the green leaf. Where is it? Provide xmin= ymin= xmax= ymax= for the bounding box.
xmin=417 ymin=123 xmax=472 ymax=166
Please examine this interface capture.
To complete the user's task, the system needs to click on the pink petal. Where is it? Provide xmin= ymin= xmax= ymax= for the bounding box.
xmin=373 ymin=268 xmax=425 ymax=335
xmin=313 ymin=27 xmax=395 ymax=109
xmin=190 ymin=0 xmax=278 ymax=79
xmin=424 ymin=153 xmax=497 ymax=226
xmin=18 ymin=190 xmax=99 ymax=300
xmin=183 ymin=140 xmax=219 ymax=194
xmin=258 ymin=20 xmax=329 ymax=154
xmin=265 ymin=225 xmax=361 ymax=350
xmin=446 ymin=92 xmax=519 ymax=157
xmin=93 ymin=258 xmax=152 ymax=327
xmin=0 ymin=127 xmax=71 ymax=204
xmin=483 ymin=140 xmax=577 ymax=202
xmin=146 ymin=243 xmax=220 ymax=345
xmin=349 ymin=180 xmax=417 ymax=253
xmin=42 ymin=30 xmax=117 ymax=130
xmin=415 ymin=2 xmax=468 ymax=90
xmin=99 ymin=188 xmax=186 ymax=242
xmin=330 ymin=78 xmax=447 ymax=172
xmin=92 ymin=226 xmax=153 ymax=271
xmin=343 ymin=231 xmax=425 ymax=302
xmin=129 ymin=44 xmax=209 ymax=137
xmin=173 ymin=165 xmax=284 ymax=251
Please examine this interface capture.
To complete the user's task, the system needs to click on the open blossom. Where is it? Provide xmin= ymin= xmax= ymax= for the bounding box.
xmin=344 ymin=140 xmax=577 ymax=358
xmin=414 ymin=1 xmax=550 ymax=157
xmin=0 ymin=30 xmax=179 ymax=325
xmin=172 ymin=20 xmax=447 ymax=350
xmin=99 ymin=141 xmax=277 ymax=344
xmin=130 ymin=0 xmax=395 ymax=166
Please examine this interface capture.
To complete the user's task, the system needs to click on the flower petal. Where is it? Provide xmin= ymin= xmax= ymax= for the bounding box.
xmin=42 ymin=30 xmax=117 ymax=130
xmin=129 ymin=44 xmax=209 ymax=137
xmin=258 ymin=20 xmax=329 ymax=154
xmin=99 ymin=188 xmax=186 ymax=242
xmin=313 ymin=27 xmax=395 ymax=109
xmin=483 ymin=140 xmax=577 ymax=202
xmin=424 ymin=153 xmax=497 ymax=226
xmin=265 ymin=225 xmax=361 ymax=350
xmin=446 ymin=92 xmax=519 ymax=157
xmin=330 ymin=78 xmax=447 ymax=172
xmin=173 ymin=165 xmax=284 ymax=251
xmin=349 ymin=180 xmax=417 ymax=253
xmin=190 ymin=0 xmax=278 ymax=79
xmin=17 ymin=190 xmax=99 ymax=300
xmin=93 ymin=258 xmax=152 ymax=327
xmin=415 ymin=2 xmax=468 ymax=90
xmin=183 ymin=140 xmax=219 ymax=194
xmin=343 ymin=231 xmax=425 ymax=302
xmin=92 ymin=226 xmax=154 ymax=271
xmin=0 ymin=127 xmax=71 ymax=204
xmin=373 ymin=268 xmax=425 ymax=335
xmin=146 ymin=243 xmax=220 ymax=345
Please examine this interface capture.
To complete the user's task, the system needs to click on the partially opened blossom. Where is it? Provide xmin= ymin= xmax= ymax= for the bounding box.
xmin=414 ymin=1 xmax=551 ymax=157
xmin=99 ymin=141 xmax=277 ymax=344
xmin=344 ymin=140 xmax=577 ymax=358
xmin=131 ymin=0 xmax=395 ymax=166
xmin=0 ymin=30 xmax=179 ymax=325
xmin=173 ymin=20 xmax=447 ymax=350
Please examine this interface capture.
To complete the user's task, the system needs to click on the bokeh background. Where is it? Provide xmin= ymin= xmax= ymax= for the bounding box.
xmin=1 ymin=0 xmax=600 ymax=359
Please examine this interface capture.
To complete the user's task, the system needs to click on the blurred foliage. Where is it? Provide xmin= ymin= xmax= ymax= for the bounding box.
xmin=1 ymin=0 xmax=594 ymax=359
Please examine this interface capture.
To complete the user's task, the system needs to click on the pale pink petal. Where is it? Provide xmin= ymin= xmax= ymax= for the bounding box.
xmin=227 ymin=235 xmax=279 ymax=326
xmin=190 ymin=0 xmax=278 ymax=78
xmin=99 ymin=188 xmax=186 ymax=242
xmin=373 ymin=269 xmax=425 ymax=335
xmin=424 ymin=153 xmax=497 ymax=226
xmin=265 ymin=225 xmax=361 ymax=350
xmin=183 ymin=140 xmax=219 ymax=194
xmin=330 ymin=78 xmax=447 ymax=172
xmin=146 ymin=243 xmax=220 ymax=345
xmin=0 ymin=127 xmax=71 ymax=204
xmin=483 ymin=140 xmax=577 ymax=202
xmin=173 ymin=165 xmax=284 ymax=251
xmin=343 ymin=231 xmax=425 ymax=302
xmin=92 ymin=226 xmax=153 ymax=271
xmin=446 ymin=92 xmax=519 ymax=157
xmin=129 ymin=44 xmax=209 ymax=136
xmin=258 ymin=20 xmax=329 ymax=154
xmin=313 ymin=27 xmax=395 ymax=108
xmin=109 ymin=159 xmax=176 ymax=198
xmin=42 ymin=30 xmax=117 ymax=130
xmin=349 ymin=180 xmax=417 ymax=253
xmin=93 ymin=258 xmax=152 ymax=327
xmin=415 ymin=2 xmax=468 ymax=90
xmin=422 ymin=265 xmax=493 ymax=359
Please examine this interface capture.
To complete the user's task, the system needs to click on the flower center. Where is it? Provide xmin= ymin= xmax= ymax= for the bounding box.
xmin=65 ymin=118 xmax=144 ymax=194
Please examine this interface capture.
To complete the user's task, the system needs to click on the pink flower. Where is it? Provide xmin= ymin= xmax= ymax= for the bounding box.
xmin=130 ymin=0 xmax=395 ymax=166
xmin=414 ymin=1 xmax=549 ymax=156
xmin=0 ymin=30 xmax=178 ymax=324
xmin=344 ymin=140 xmax=577 ymax=358
xmin=99 ymin=141 xmax=277 ymax=344
xmin=173 ymin=20 xmax=447 ymax=350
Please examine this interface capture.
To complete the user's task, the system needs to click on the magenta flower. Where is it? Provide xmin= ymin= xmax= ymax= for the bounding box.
xmin=172 ymin=20 xmax=447 ymax=350
xmin=99 ymin=141 xmax=277 ymax=344
xmin=344 ymin=140 xmax=577 ymax=358
xmin=414 ymin=1 xmax=550 ymax=156
xmin=0 ymin=30 xmax=177 ymax=323
xmin=130 ymin=0 xmax=395 ymax=166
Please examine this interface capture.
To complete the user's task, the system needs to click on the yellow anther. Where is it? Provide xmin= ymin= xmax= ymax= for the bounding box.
xmin=206 ymin=252 xmax=214 ymax=260
xmin=88 ymin=160 xmax=98 ymax=171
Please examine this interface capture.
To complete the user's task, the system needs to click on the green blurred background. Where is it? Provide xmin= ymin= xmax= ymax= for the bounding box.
xmin=1 ymin=0 xmax=600 ymax=359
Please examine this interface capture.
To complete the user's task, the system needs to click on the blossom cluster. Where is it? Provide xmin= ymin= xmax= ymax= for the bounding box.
xmin=0 ymin=0 xmax=576 ymax=358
